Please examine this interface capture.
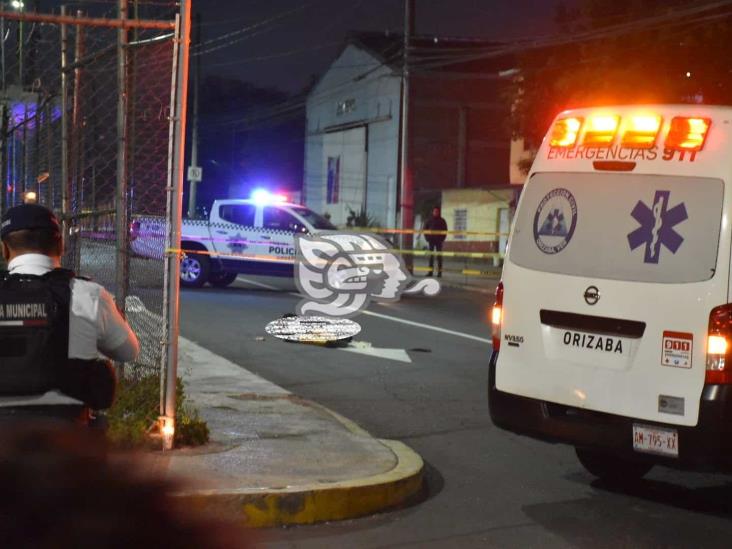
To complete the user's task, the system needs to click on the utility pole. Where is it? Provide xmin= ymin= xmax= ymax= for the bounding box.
xmin=186 ymin=11 xmax=200 ymax=219
xmin=399 ymin=0 xmax=414 ymax=269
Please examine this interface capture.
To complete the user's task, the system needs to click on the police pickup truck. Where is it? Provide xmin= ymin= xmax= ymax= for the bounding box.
xmin=130 ymin=196 xmax=335 ymax=288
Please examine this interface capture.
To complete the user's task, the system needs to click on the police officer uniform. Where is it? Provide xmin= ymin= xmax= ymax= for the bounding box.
xmin=0 ymin=204 xmax=139 ymax=415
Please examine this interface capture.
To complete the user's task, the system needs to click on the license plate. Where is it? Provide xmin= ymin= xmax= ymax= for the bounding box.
xmin=632 ymin=424 xmax=678 ymax=457
xmin=560 ymin=330 xmax=628 ymax=356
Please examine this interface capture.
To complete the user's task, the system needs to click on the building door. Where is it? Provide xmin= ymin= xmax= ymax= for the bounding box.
xmin=323 ymin=126 xmax=366 ymax=226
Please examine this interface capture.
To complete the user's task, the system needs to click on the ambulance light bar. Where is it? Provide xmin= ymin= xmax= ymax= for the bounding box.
xmin=549 ymin=113 xmax=711 ymax=151
xmin=549 ymin=117 xmax=583 ymax=147
xmin=665 ymin=117 xmax=711 ymax=151
xmin=582 ymin=115 xmax=619 ymax=147
xmin=620 ymin=115 xmax=662 ymax=148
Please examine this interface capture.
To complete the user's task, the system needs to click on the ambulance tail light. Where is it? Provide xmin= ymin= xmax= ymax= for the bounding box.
xmin=621 ymin=115 xmax=662 ymax=148
xmin=549 ymin=117 xmax=583 ymax=147
xmin=491 ymin=282 xmax=504 ymax=350
xmin=705 ymin=304 xmax=732 ymax=384
xmin=665 ymin=117 xmax=711 ymax=151
xmin=583 ymin=115 xmax=619 ymax=147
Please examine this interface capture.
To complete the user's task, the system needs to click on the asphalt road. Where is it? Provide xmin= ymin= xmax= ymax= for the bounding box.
xmin=180 ymin=277 xmax=732 ymax=549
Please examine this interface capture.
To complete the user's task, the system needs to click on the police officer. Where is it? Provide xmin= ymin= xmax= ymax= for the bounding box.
xmin=0 ymin=204 xmax=139 ymax=420
xmin=423 ymin=207 xmax=448 ymax=278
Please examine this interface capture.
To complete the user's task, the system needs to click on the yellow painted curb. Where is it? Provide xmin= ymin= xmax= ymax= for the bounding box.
xmin=176 ymin=439 xmax=424 ymax=528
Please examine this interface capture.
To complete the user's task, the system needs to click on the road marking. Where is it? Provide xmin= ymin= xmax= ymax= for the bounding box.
xmin=361 ymin=310 xmax=492 ymax=345
xmin=236 ymin=276 xmax=280 ymax=290
xmin=340 ymin=341 xmax=412 ymax=363
xmin=253 ymin=288 xmax=489 ymax=346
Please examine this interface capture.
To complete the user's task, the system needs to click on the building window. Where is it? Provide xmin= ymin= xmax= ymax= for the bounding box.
xmin=336 ymin=98 xmax=356 ymax=116
xmin=454 ymin=208 xmax=467 ymax=240
xmin=327 ymin=156 xmax=340 ymax=204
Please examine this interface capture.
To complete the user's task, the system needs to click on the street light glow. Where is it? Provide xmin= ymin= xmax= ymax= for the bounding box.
xmin=10 ymin=0 xmax=25 ymax=9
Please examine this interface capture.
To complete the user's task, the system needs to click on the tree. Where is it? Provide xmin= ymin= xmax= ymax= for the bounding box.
xmin=510 ymin=0 xmax=732 ymax=149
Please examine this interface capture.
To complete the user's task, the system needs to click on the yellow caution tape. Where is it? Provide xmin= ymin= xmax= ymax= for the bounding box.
xmin=349 ymin=227 xmax=510 ymax=237
xmin=413 ymin=266 xmax=500 ymax=277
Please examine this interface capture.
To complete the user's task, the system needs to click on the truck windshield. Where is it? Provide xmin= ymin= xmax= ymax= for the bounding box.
xmin=290 ymin=207 xmax=336 ymax=230
xmin=509 ymin=172 xmax=724 ymax=284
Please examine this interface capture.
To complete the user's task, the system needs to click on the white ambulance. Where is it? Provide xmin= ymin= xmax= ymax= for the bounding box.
xmin=490 ymin=105 xmax=732 ymax=480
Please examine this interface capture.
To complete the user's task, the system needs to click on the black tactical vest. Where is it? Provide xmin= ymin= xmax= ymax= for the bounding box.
xmin=0 ymin=268 xmax=73 ymax=396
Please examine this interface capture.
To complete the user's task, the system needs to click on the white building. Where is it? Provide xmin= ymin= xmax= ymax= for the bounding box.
xmin=305 ymin=32 xmax=515 ymax=231
xmin=304 ymin=33 xmax=402 ymax=228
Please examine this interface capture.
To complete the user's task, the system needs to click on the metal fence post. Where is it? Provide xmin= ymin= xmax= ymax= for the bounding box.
xmin=71 ymin=10 xmax=85 ymax=271
xmin=160 ymin=0 xmax=190 ymax=450
xmin=115 ymin=0 xmax=129 ymax=314
xmin=60 ymin=6 xmax=70 ymax=235
xmin=0 ymin=104 xmax=6 ymax=214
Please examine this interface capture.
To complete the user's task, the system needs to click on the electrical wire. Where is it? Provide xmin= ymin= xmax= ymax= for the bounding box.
xmin=191 ymin=2 xmax=315 ymax=56
xmin=200 ymin=0 xmax=732 ymax=134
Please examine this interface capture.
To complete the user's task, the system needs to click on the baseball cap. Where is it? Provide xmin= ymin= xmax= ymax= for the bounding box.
xmin=1 ymin=204 xmax=61 ymax=239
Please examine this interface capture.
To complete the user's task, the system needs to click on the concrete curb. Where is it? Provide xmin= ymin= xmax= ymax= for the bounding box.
xmin=174 ymin=403 xmax=425 ymax=528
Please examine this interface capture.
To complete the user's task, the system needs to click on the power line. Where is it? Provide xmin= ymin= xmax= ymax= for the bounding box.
xmin=191 ymin=2 xmax=314 ymax=56
xmin=203 ymin=0 xmax=732 ymax=134
xmin=408 ymin=0 xmax=732 ymax=72
xmin=204 ymin=39 xmax=342 ymax=69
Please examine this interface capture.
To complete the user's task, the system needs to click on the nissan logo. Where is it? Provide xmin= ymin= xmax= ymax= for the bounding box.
xmin=584 ymin=286 xmax=600 ymax=305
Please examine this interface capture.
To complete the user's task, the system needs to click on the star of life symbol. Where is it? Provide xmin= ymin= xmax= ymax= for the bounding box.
xmin=295 ymin=233 xmax=441 ymax=318
xmin=627 ymin=190 xmax=688 ymax=264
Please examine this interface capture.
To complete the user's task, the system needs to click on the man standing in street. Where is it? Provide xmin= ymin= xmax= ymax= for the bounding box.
xmin=423 ymin=207 xmax=447 ymax=278
xmin=0 ymin=204 xmax=139 ymax=422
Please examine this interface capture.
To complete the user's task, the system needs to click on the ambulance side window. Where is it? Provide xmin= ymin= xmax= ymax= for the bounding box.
xmin=219 ymin=204 xmax=256 ymax=227
xmin=263 ymin=207 xmax=305 ymax=233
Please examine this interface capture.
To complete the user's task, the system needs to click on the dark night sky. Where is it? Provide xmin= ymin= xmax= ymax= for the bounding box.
xmin=196 ymin=0 xmax=564 ymax=94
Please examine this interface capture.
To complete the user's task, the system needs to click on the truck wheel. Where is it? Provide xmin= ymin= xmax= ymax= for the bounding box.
xmin=209 ymin=271 xmax=237 ymax=288
xmin=180 ymin=253 xmax=209 ymax=288
xmin=575 ymin=447 xmax=653 ymax=483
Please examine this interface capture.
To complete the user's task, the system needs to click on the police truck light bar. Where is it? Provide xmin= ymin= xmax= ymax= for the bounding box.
xmin=548 ymin=112 xmax=712 ymax=152
xmin=251 ymin=189 xmax=288 ymax=205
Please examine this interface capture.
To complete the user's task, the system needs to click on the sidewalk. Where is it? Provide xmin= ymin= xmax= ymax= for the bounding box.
xmin=151 ymin=337 xmax=424 ymax=528
xmin=412 ymin=256 xmax=501 ymax=295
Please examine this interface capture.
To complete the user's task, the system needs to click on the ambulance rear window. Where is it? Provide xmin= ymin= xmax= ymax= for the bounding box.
xmin=509 ymin=172 xmax=724 ymax=283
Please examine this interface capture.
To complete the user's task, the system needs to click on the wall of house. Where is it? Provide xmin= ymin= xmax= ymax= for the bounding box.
xmin=440 ymin=188 xmax=513 ymax=258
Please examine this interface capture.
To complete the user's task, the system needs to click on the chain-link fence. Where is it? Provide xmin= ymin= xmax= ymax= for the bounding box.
xmin=0 ymin=6 xmax=180 ymax=384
